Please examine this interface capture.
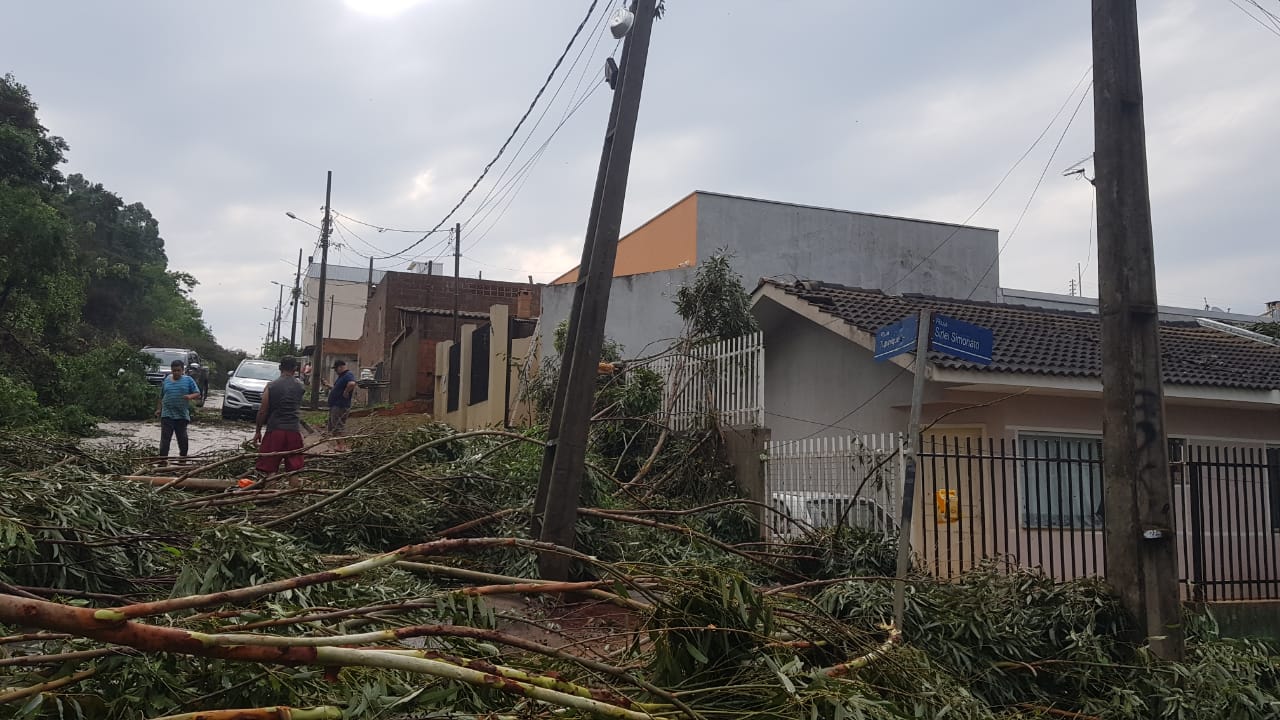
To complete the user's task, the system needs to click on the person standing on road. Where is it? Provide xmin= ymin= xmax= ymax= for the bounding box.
xmin=254 ymin=356 xmax=306 ymax=475
xmin=327 ymin=359 xmax=356 ymax=436
xmin=157 ymin=359 xmax=201 ymax=459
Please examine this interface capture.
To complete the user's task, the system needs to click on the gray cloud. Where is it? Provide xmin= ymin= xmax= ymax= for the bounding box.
xmin=6 ymin=0 xmax=1278 ymax=350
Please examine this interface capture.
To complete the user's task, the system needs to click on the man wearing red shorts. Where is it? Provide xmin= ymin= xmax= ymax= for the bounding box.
xmin=254 ymin=356 xmax=306 ymax=475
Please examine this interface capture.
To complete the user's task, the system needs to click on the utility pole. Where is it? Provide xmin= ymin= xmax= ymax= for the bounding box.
xmin=290 ymin=248 xmax=302 ymax=352
xmin=533 ymin=0 xmax=658 ymax=580
xmin=274 ymin=284 xmax=284 ymax=344
xmin=453 ymin=222 xmax=462 ymax=344
xmin=310 ymin=171 xmax=332 ymax=410
xmin=1093 ymin=0 xmax=1183 ymax=660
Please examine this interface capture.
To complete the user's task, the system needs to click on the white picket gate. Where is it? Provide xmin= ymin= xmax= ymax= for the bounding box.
xmin=645 ymin=332 xmax=764 ymax=431
xmin=764 ymin=433 xmax=904 ymax=540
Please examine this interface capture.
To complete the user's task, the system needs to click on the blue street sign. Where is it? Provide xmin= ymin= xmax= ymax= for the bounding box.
xmin=874 ymin=314 xmax=918 ymax=361
xmin=931 ymin=314 xmax=993 ymax=365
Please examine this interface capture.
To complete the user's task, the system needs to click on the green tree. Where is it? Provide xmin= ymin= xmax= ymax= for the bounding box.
xmin=0 ymin=73 xmax=242 ymax=429
xmin=673 ymin=249 xmax=759 ymax=341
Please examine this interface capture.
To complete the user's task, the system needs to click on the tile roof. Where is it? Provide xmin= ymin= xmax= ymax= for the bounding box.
xmin=396 ymin=306 xmax=491 ymax=321
xmin=763 ymin=280 xmax=1280 ymax=391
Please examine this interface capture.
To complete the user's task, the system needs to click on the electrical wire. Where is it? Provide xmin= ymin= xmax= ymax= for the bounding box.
xmin=461 ymin=80 xmax=608 ymax=255
xmin=769 ymin=73 xmax=1098 ymax=448
xmin=1080 ymin=192 xmax=1096 ymax=295
xmin=1228 ymin=0 xmax=1280 ymax=36
xmin=455 ymin=25 xmax=618 ymax=257
xmin=459 ymin=0 xmax=613 ymax=230
xmin=881 ymin=66 xmax=1094 ymax=295
xmin=966 ymin=80 xmax=1093 ymax=299
xmin=375 ymin=0 xmax=603 ymax=260
xmin=331 ymin=210 xmax=446 ymax=235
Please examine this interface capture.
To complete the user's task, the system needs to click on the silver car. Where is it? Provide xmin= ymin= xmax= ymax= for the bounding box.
xmin=222 ymin=359 xmax=285 ymax=420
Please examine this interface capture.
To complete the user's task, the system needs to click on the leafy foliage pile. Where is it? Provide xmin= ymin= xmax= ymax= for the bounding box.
xmin=2 ymin=425 xmax=1279 ymax=719
xmin=0 ymin=74 xmax=243 ymax=433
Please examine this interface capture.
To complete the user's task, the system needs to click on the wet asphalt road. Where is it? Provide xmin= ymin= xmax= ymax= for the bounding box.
xmin=82 ymin=390 xmax=256 ymax=456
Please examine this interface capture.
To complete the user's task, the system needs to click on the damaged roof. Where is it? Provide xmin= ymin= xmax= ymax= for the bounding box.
xmin=760 ymin=279 xmax=1280 ymax=391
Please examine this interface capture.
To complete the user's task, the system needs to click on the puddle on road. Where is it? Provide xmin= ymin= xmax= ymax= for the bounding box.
xmin=82 ymin=391 xmax=255 ymax=457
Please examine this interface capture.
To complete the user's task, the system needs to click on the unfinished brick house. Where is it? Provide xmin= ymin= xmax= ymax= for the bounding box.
xmin=357 ymin=270 xmax=540 ymax=403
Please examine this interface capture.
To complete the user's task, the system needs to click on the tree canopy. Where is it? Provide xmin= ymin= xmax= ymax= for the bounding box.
xmin=0 ymin=73 xmax=242 ymax=432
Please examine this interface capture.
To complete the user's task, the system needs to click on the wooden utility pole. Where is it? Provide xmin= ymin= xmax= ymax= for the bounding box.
xmin=533 ymin=0 xmax=658 ymax=580
xmin=290 ymin=248 xmax=302 ymax=351
xmin=309 ymin=171 xmax=332 ymax=409
xmin=891 ymin=309 xmax=931 ymax=630
xmin=1093 ymin=0 xmax=1183 ymax=660
xmin=453 ymin=222 xmax=462 ymax=344
xmin=273 ymin=284 xmax=284 ymax=343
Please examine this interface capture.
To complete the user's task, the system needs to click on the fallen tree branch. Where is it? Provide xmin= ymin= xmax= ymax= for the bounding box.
xmin=395 ymin=561 xmax=653 ymax=612
xmin=577 ymin=508 xmax=806 ymax=582
xmin=0 ymin=665 xmax=99 ymax=704
xmin=0 ymin=646 xmax=136 ymax=667
xmin=817 ymin=624 xmax=903 ymax=678
xmin=263 ymin=430 xmax=546 ymax=529
xmin=148 ymin=708 xmax=342 ymax=720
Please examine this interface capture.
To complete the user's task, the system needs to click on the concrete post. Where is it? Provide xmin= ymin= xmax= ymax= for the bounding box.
xmin=722 ymin=425 xmax=771 ymax=539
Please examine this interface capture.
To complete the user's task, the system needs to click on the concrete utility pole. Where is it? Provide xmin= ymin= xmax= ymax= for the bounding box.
xmin=533 ymin=0 xmax=658 ymax=580
xmin=310 ymin=171 xmax=333 ymax=409
xmin=1092 ymin=0 xmax=1183 ymax=660
xmin=274 ymin=284 xmax=284 ymax=344
xmin=290 ymin=248 xmax=302 ymax=351
xmin=453 ymin=222 xmax=462 ymax=344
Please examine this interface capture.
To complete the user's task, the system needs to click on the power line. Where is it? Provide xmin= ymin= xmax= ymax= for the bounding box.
xmin=375 ymin=0 xmax=603 ymax=260
xmin=460 ymin=0 xmax=612 ymax=231
xmin=881 ymin=66 xmax=1094 ymax=295
xmin=966 ymin=80 xmax=1093 ymax=299
xmin=331 ymin=210 xmax=448 ymax=235
xmin=461 ymin=76 xmax=610 ymax=257
xmin=457 ymin=22 xmax=619 ymax=256
xmin=1228 ymin=0 xmax=1280 ymax=36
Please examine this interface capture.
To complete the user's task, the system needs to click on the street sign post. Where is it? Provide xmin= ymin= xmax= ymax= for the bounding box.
xmin=879 ymin=309 xmax=994 ymax=632
xmin=930 ymin=314 xmax=993 ymax=366
xmin=874 ymin=314 xmax=919 ymax=361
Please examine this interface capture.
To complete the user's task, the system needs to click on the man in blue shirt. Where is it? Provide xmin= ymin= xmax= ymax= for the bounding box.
xmin=327 ymin=359 xmax=356 ymax=436
xmin=156 ymin=359 xmax=202 ymax=458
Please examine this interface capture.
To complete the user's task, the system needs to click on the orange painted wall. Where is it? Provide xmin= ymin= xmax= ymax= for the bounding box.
xmin=551 ymin=193 xmax=698 ymax=284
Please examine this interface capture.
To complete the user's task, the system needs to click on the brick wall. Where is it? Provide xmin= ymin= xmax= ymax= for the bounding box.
xmin=358 ymin=272 xmax=542 ymax=398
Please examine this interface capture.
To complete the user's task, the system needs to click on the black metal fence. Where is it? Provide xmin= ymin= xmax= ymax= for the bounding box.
xmin=915 ymin=436 xmax=1280 ymax=600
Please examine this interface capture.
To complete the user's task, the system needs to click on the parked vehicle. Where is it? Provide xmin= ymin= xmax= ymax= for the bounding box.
xmin=222 ymin=359 xmax=282 ymax=420
xmin=142 ymin=347 xmax=209 ymax=405
xmin=768 ymin=492 xmax=898 ymax=539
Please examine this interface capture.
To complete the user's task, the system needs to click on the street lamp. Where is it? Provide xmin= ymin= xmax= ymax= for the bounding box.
xmin=285 ymin=211 xmax=323 ymax=231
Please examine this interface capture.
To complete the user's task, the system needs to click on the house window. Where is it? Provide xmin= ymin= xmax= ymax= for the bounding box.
xmin=1019 ymin=433 xmax=1103 ymax=529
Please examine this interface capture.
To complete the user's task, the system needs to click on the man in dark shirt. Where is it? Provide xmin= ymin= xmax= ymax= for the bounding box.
xmin=254 ymin=356 xmax=306 ymax=475
xmin=327 ymin=359 xmax=356 ymax=436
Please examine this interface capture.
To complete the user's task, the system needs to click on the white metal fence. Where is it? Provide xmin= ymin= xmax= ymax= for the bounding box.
xmin=645 ymin=331 xmax=764 ymax=431
xmin=764 ymin=433 xmax=904 ymax=540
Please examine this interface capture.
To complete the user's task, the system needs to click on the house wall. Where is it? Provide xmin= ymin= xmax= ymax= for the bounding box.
xmin=436 ymin=305 xmax=538 ymax=430
xmin=695 ymin=193 xmax=1000 ymax=301
xmin=301 ymin=278 xmax=373 ymax=342
xmin=538 ymin=267 xmax=696 ymax=361
xmin=539 ymin=192 xmax=1000 ymax=363
xmin=551 ymin=193 xmax=697 ymax=284
xmin=358 ymin=272 xmax=541 ymax=391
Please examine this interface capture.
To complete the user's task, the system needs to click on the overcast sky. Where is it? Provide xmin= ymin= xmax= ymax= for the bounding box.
xmin=6 ymin=0 xmax=1279 ymax=351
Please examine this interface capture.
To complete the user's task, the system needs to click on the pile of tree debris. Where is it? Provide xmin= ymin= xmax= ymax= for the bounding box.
xmin=2 ymin=426 xmax=1279 ymax=720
